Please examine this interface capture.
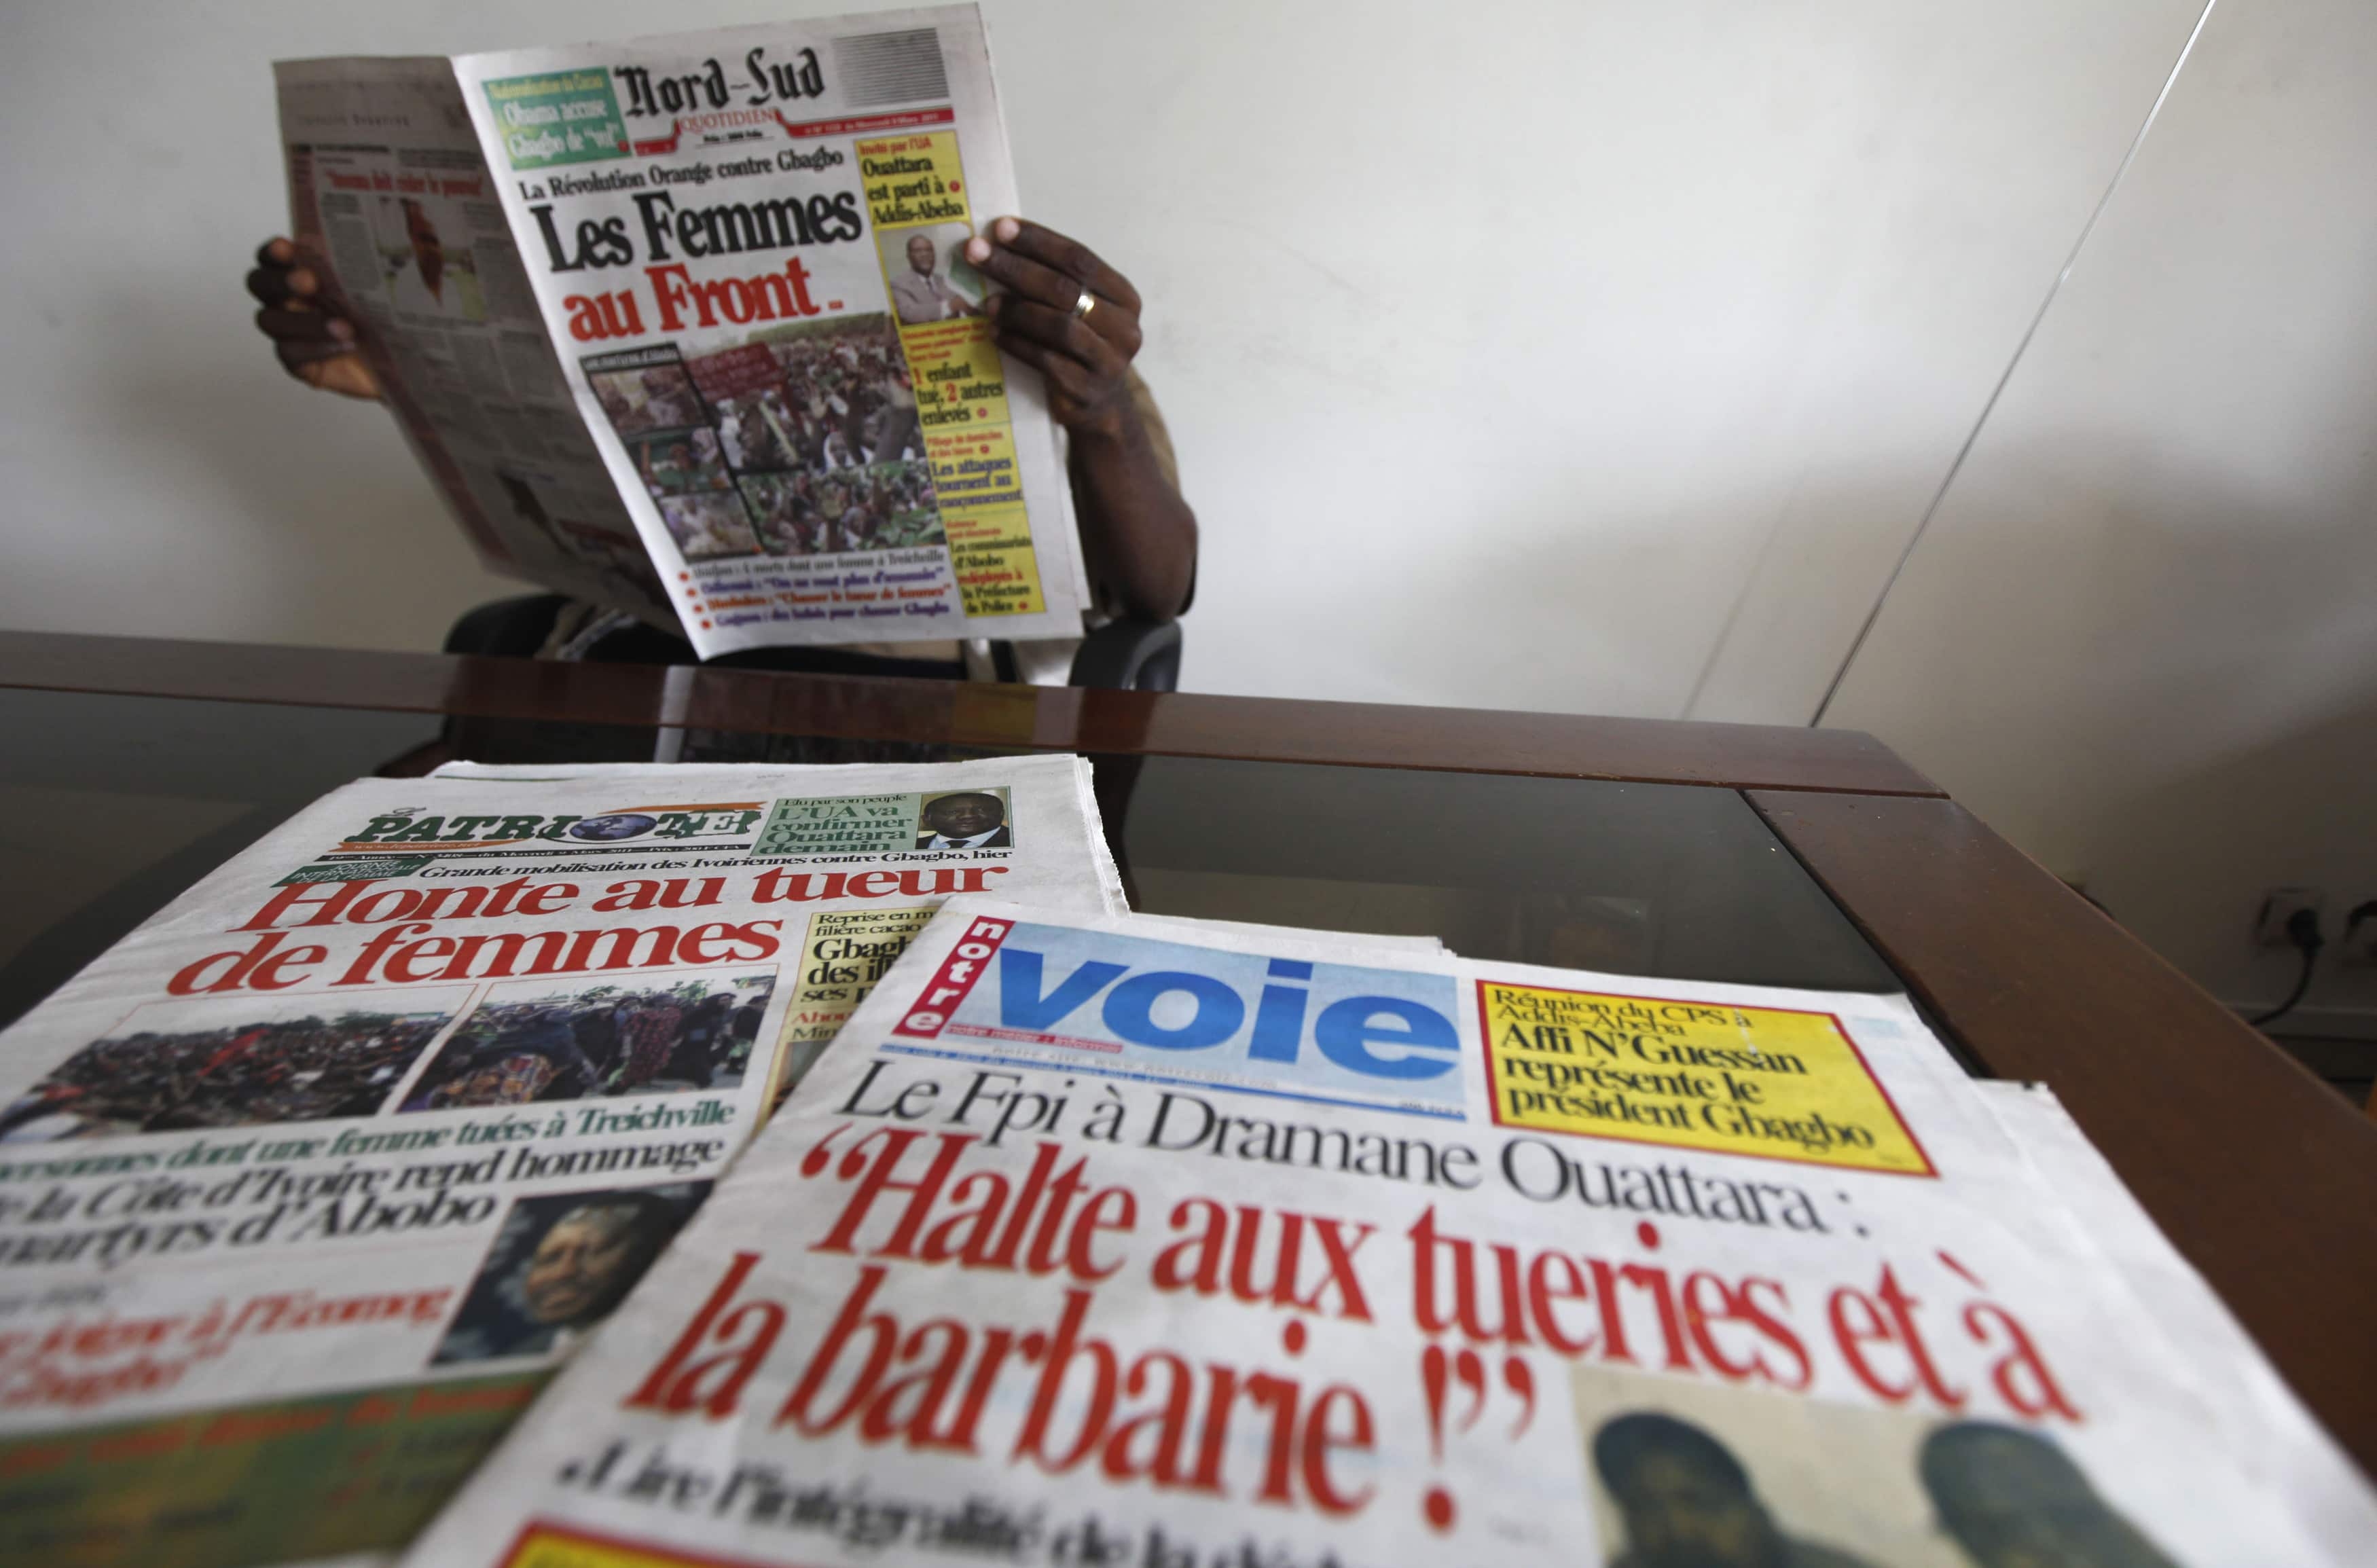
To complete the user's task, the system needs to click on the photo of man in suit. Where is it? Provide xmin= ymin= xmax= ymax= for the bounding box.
xmin=1592 ymin=1411 xmax=1883 ymax=1568
xmin=914 ymin=790 xmax=1010 ymax=849
xmin=888 ymin=231 xmax=981 ymax=325
xmin=1920 ymin=1422 xmax=2181 ymax=1568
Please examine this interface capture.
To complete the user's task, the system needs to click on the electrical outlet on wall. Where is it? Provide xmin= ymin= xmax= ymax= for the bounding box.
xmin=2254 ymin=887 xmax=2325 ymax=947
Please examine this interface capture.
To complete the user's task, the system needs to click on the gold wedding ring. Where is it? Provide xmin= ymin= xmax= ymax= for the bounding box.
xmin=1071 ymin=289 xmax=1097 ymax=321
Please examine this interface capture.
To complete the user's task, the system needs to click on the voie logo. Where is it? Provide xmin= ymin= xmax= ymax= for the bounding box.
xmin=894 ymin=918 xmax=1468 ymax=1111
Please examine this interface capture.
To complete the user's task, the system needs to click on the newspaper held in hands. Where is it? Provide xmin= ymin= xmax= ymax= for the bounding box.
xmin=274 ymin=5 xmax=1090 ymax=657
xmin=0 ymin=759 xmax=1122 ymax=1568
xmin=399 ymin=898 xmax=2366 ymax=1567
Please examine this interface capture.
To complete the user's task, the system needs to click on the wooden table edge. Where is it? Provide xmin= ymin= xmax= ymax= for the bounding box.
xmin=1749 ymin=787 xmax=2377 ymax=1480
xmin=0 ymin=630 xmax=1945 ymax=796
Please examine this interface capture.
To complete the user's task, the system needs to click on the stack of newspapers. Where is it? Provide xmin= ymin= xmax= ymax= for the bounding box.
xmin=1 ymin=758 xmax=2372 ymax=1568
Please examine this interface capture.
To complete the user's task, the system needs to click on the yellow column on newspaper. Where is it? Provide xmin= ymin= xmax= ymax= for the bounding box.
xmin=909 ymin=304 xmax=1013 ymax=431
xmin=913 ymin=370 xmax=1017 ymax=498
xmin=1476 ymin=981 xmax=1935 ymax=1176
xmin=862 ymin=130 xmax=1047 ymax=619
xmin=764 ymin=906 xmax=938 ymax=1103
xmin=503 ymin=1523 xmax=697 ymax=1568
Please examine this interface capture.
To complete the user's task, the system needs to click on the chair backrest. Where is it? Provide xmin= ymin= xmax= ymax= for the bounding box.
xmin=1062 ymin=619 xmax=1182 ymax=691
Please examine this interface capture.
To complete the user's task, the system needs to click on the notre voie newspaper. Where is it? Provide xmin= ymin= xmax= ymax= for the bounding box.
xmin=401 ymin=898 xmax=2365 ymax=1568
xmin=0 ymin=759 xmax=1122 ymax=1568
xmin=274 ymin=5 xmax=1089 ymax=658
xmin=1963 ymin=1082 xmax=2377 ymax=1568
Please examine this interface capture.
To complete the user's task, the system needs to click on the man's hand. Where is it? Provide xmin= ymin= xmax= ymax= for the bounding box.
xmin=247 ymin=237 xmax=381 ymax=400
xmin=965 ymin=219 xmax=1144 ymax=442
xmin=964 ymin=218 xmax=1195 ymax=623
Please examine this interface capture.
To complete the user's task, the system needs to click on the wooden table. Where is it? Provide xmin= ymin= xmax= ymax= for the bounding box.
xmin=6 ymin=628 xmax=2373 ymax=1479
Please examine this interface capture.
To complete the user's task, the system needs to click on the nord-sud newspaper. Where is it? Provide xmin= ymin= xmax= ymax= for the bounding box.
xmin=274 ymin=7 xmax=1088 ymax=658
xmin=0 ymin=758 xmax=1122 ymax=1567
xmin=398 ymin=896 xmax=2371 ymax=1568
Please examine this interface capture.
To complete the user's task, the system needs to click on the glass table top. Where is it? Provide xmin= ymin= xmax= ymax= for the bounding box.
xmin=0 ymin=686 xmax=1900 ymax=1032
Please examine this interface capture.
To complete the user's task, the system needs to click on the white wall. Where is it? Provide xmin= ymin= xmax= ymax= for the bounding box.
xmin=1824 ymin=0 xmax=2377 ymax=1022
xmin=1 ymin=0 xmax=2206 ymax=716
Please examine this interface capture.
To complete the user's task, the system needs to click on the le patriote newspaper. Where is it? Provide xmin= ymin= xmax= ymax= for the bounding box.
xmin=275 ymin=7 xmax=1088 ymax=657
xmin=399 ymin=897 xmax=2375 ymax=1568
xmin=0 ymin=759 xmax=1123 ymax=1567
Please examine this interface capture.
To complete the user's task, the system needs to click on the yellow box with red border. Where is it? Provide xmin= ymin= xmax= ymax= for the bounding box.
xmin=1477 ymin=980 xmax=1934 ymax=1175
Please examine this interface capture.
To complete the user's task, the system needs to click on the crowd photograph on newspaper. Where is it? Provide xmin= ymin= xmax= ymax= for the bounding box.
xmin=399 ymin=971 xmax=775 ymax=1108
xmin=2 ymin=992 xmax=467 ymax=1139
xmin=586 ymin=312 xmax=948 ymax=565
xmin=3 ymin=2 xmax=2376 ymax=1567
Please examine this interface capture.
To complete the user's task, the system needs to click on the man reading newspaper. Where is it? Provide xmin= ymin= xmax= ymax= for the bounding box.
xmin=256 ymin=9 xmax=1193 ymax=677
xmin=248 ymin=219 xmax=1192 ymax=678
